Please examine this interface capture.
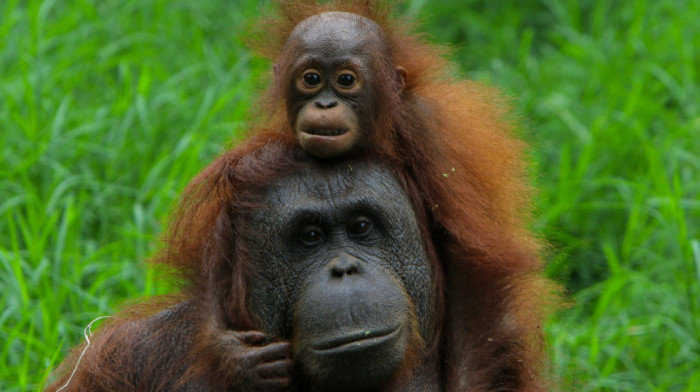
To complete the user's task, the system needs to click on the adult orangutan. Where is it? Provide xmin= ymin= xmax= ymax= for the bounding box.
xmin=46 ymin=155 xmax=443 ymax=391
xmin=46 ymin=1 xmax=558 ymax=391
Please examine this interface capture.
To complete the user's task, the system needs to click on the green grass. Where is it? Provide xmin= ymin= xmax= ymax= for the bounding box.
xmin=1 ymin=0 xmax=698 ymax=390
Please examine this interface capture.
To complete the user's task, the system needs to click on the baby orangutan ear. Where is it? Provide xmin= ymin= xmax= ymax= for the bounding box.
xmin=396 ymin=66 xmax=407 ymax=91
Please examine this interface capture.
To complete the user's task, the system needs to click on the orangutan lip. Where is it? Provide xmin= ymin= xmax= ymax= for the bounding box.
xmin=303 ymin=128 xmax=348 ymax=136
xmin=311 ymin=325 xmax=401 ymax=352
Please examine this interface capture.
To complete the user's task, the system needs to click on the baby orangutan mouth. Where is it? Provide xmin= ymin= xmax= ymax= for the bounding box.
xmin=295 ymin=121 xmax=359 ymax=158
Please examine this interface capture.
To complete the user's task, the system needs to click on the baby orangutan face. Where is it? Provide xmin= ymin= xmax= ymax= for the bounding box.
xmin=280 ymin=12 xmax=404 ymax=158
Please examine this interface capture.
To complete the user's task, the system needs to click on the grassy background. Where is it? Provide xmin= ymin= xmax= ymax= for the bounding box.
xmin=1 ymin=0 xmax=698 ymax=390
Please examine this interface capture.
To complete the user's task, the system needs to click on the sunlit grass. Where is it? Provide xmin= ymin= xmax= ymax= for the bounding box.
xmin=1 ymin=1 xmax=698 ymax=391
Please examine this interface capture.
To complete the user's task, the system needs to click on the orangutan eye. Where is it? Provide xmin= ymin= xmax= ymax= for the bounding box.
xmin=303 ymin=71 xmax=322 ymax=87
xmin=349 ymin=217 xmax=373 ymax=237
xmin=300 ymin=225 xmax=324 ymax=247
xmin=337 ymin=73 xmax=355 ymax=87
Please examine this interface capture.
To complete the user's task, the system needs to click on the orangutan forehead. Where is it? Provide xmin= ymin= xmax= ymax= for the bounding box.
xmin=286 ymin=12 xmax=388 ymax=54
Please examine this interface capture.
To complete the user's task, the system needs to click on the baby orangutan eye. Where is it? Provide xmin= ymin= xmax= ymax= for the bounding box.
xmin=337 ymin=73 xmax=355 ymax=87
xmin=303 ymin=71 xmax=322 ymax=87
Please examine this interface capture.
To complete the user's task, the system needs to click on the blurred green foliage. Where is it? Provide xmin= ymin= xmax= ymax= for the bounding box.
xmin=1 ymin=0 xmax=698 ymax=390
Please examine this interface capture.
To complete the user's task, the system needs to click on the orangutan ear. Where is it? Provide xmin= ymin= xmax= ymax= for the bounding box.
xmin=396 ymin=66 xmax=407 ymax=91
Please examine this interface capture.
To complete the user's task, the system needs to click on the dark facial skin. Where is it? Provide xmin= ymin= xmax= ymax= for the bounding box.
xmin=281 ymin=13 xmax=405 ymax=158
xmin=242 ymin=161 xmax=435 ymax=391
